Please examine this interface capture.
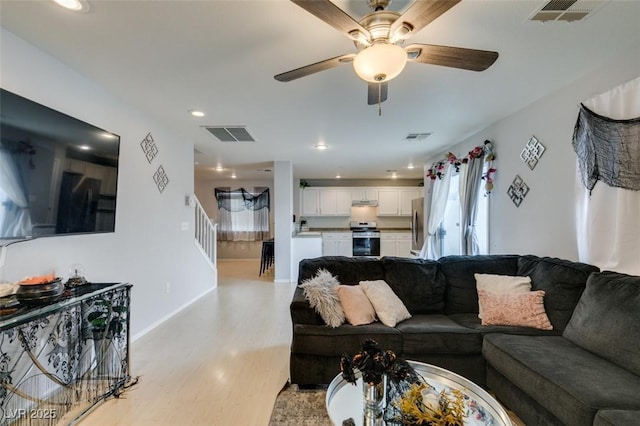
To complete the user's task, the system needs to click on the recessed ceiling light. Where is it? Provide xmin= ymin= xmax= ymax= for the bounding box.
xmin=214 ymin=165 xmax=224 ymax=172
xmin=189 ymin=109 xmax=205 ymax=117
xmin=315 ymin=144 xmax=328 ymax=150
xmin=407 ymin=163 xmax=415 ymax=169
xmin=336 ymin=174 xmax=341 ymax=179
xmin=52 ymin=0 xmax=89 ymax=12
xmin=79 ymin=145 xmax=91 ymax=150
xmin=231 ymin=173 xmax=237 ymax=179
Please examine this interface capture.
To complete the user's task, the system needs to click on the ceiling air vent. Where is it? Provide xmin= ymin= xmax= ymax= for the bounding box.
xmin=203 ymin=126 xmax=255 ymax=142
xmin=403 ymin=132 xmax=432 ymax=141
xmin=528 ymin=0 xmax=608 ymax=22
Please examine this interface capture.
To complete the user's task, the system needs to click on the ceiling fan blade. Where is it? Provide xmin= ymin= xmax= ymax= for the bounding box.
xmin=406 ymin=43 xmax=499 ymax=71
xmin=291 ymin=0 xmax=370 ymax=41
xmin=390 ymin=0 xmax=460 ymax=39
xmin=274 ymin=54 xmax=355 ymax=82
xmin=367 ymin=82 xmax=388 ymax=105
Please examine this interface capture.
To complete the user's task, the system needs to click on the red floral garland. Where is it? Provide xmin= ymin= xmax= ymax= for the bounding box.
xmin=426 ymin=140 xmax=497 ymax=194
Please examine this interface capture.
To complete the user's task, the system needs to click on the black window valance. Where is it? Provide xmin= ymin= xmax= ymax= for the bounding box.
xmin=572 ymin=104 xmax=640 ymax=191
xmin=214 ymin=187 xmax=270 ymax=212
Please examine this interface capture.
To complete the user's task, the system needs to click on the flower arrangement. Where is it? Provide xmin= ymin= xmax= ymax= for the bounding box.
xmin=394 ymin=382 xmax=466 ymax=426
xmin=340 ymin=339 xmax=397 ymax=385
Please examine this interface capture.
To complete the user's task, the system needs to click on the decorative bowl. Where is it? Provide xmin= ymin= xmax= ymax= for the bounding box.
xmin=16 ymin=278 xmax=64 ymax=307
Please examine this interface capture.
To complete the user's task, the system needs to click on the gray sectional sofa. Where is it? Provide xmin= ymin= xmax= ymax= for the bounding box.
xmin=289 ymin=255 xmax=640 ymax=426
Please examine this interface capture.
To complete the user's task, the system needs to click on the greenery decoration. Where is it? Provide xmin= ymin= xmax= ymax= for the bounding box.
xmin=394 ymin=382 xmax=466 ymax=426
xmin=299 ymin=179 xmax=310 ymax=189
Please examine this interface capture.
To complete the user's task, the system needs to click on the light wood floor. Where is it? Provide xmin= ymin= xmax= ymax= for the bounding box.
xmin=79 ymin=260 xmax=295 ymax=426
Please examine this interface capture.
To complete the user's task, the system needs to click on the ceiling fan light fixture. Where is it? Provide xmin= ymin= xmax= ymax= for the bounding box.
xmin=353 ymin=43 xmax=407 ymax=83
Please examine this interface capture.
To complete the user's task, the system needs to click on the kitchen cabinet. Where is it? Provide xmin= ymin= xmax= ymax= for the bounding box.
xmin=399 ymin=188 xmax=422 ymax=216
xmin=350 ymin=188 xmax=378 ymax=203
xmin=377 ymin=189 xmax=400 ymax=216
xmin=380 ymin=232 xmax=412 ymax=257
xmin=322 ymin=232 xmax=352 ymax=256
xmin=301 ymin=189 xmax=351 ymax=216
xmin=301 ymin=188 xmax=321 ymax=216
xmin=378 ymin=188 xmax=422 ymax=216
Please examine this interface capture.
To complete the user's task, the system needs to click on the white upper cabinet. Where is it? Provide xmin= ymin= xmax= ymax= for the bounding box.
xmin=378 ymin=188 xmax=422 ymax=216
xmin=301 ymin=188 xmax=351 ymax=216
xmin=377 ymin=189 xmax=400 ymax=216
xmin=302 ymin=186 xmax=420 ymax=217
xmin=301 ymin=188 xmax=320 ymax=216
xmin=399 ymin=188 xmax=422 ymax=216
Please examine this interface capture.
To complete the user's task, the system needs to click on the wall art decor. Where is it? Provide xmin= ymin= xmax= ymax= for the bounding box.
xmin=140 ymin=132 xmax=158 ymax=163
xmin=153 ymin=165 xmax=169 ymax=193
xmin=520 ymin=135 xmax=545 ymax=170
xmin=507 ymin=175 xmax=529 ymax=207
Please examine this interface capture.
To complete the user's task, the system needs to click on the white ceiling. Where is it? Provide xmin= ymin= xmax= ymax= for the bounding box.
xmin=1 ymin=0 xmax=639 ymax=181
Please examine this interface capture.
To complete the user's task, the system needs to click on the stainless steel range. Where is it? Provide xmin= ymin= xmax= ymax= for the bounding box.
xmin=350 ymin=221 xmax=381 ymax=257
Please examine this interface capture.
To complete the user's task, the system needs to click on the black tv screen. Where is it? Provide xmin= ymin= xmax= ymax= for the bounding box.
xmin=0 ymin=88 xmax=120 ymax=240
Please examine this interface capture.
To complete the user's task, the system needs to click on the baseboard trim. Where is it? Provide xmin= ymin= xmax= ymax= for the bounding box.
xmin=132 ymin=285 xmax=217 ymax=342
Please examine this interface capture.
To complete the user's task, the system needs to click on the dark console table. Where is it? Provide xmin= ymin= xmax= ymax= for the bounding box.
xmin=0 ymin=283 xmax=132 ymax=425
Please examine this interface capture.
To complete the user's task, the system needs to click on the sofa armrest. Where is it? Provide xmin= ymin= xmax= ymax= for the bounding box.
xmin=290 ymin=286 xmax=324 ymax=326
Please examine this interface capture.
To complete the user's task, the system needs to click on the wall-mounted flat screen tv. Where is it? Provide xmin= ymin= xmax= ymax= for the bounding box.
xmin=0 ymin=88 xmax=120 ymax=240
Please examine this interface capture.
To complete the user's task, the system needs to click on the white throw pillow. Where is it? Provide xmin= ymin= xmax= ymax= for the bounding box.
xmin=359 ymin=280 xmax=411 ymax=327
xmin=474 ymin=273 xmax=532 ymax=319
xmin=299 ymin=269 xmax=345 ymax=328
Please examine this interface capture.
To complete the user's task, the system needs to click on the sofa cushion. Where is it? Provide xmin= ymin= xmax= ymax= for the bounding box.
xmin=449 ymin=313 xmax=560 ymax=336
xmin=298 ymin=256 xmax=385 ymax=285
xmin=381 ymin=257 xmax=446 ymax=314
xmin=440 ymin=255 xmax=521 ymax=315
xmin=336 ymin=285 xmax=377 ymax=326
xmin=478 ymin=289 xmax=553 ymax=330
xmin=594 ymin=410 xmax=640 ymax=426
xmin=396 ymin=315 xmax=482 ymax=355
xmin=563 ymin=271 xmax=640 ymax=377
xmin=291 ymin=323 xmax=402 ymax=357
xmin=517 ymin=256 xmax=599 ymax=331
xmin=359 ymin=280 xmax=411 ymax=327
xmin=474 ymin=273 xmax=531 ymax=319
xmin=483 ymin=334 xmax=640 ymax=426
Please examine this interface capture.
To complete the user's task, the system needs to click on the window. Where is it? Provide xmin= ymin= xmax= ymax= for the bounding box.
xmin=214 ymin=187 xmax=270 ymax=241
xmin=439 ymin=168 xmax=489 ymax=256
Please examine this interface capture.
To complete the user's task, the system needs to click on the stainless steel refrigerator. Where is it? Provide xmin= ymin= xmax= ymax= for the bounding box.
xmin=411 ymin=197 xmax=425 ymax=252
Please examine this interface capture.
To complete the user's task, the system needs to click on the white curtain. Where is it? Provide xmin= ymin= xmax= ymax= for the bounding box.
xmin=575 ymin=76 xmax=640 ymax=275
xmin=458 ymin=156 xmax=485 ymax=255
xmin=0 ymin=149 xmax=32 ymax=238
xmin=424 ymin=162 xmax=453 ymax=259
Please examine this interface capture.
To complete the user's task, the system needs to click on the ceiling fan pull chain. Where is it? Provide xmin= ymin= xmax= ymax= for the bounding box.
xmin=378 ymin=83 xmax=382 ymax=116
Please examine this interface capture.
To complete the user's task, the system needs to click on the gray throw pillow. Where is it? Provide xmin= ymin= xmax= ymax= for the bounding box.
xmin=299 ymin=269 xmax=345 ymax=328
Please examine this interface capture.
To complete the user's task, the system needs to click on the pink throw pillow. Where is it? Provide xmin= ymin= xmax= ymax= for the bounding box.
xmin=477 ymin=289 xmax=553 ymax=330
xmin=336 ymin=285 xmax=377 ymax=326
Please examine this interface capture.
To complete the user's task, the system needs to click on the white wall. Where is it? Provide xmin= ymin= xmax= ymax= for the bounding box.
xmin=0 ymin=29 xmax=216 ymax=338
xmin=429 ymin=52 xmax=640 ymax=261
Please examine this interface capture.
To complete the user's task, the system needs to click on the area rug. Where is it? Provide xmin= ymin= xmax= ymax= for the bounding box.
xmin=268 ymin=383 xmax=331 ymax=426
xmin=269 ymin=382 xmax=526 ymax=426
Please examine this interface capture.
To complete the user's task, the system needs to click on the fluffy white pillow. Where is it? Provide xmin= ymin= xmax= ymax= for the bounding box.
xmin=475 ymin=273 xmax=532 ymax=319
xmin=359 ymin=280 xmax=411 ymax=327
xmin=299 ymin=269 xmax=345 ymax=328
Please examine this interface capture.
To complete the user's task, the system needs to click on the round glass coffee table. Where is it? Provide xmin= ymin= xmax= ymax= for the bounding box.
xmin=326 ymin=360 xmax=513 ymax=426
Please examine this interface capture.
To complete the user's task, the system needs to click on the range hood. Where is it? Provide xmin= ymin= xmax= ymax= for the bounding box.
xmin=352 ymin=200 xmax=378 ymax=207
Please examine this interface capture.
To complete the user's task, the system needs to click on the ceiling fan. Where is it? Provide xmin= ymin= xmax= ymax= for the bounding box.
xmin=274 ymin=0 xmax=499 ymax=107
